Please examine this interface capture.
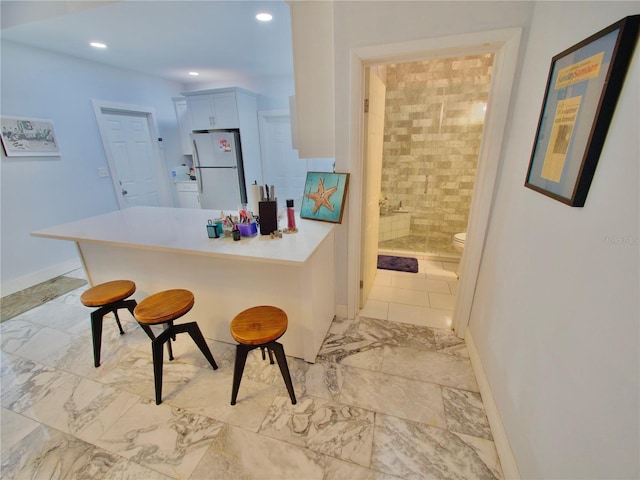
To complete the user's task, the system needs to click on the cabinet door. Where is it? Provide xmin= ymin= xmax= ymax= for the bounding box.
xmin=187 ymin=95 xmax=214 ymax=130
xmin=210 ymin=93 xmax=239 ymax=128
xmin=177 ymin=190 xmax=201 ymax=208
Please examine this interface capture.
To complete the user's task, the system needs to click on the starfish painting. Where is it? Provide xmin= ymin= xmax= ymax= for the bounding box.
xmin=305 ymin=177 xmax=339 ymax=214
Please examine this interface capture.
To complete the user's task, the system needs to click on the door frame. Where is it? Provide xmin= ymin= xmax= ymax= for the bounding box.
xmin=257 ymin=109 xmax=289 ymax=186
xmin=92 ymin=99 xmax=172 ymax=209
xmin=347 ymin=28 xmax=523 ymax=338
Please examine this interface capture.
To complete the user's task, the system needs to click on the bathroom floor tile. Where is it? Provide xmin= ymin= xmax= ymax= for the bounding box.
xmin=359 ymin=299 xmax=389 ymax=320
xmin=388 ymin=303 xmax=452 ymax=329
xmin=429 ymin=292 xmax=457 ymax=310
xmin=369 ymin=285 xmax=430 ymax=307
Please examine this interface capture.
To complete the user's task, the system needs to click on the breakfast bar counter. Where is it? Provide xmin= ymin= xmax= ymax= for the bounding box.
xmin=32 ymin=206 xmax=336 ymax=362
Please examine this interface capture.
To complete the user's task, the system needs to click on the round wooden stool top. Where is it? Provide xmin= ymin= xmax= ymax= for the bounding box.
xmin=81 ymin=280 xmax=136 ymax=308
xmin=230 ymin=306 xmax=288 ymax=345
xmin=134 ymin=289 xmax=194 ymax=325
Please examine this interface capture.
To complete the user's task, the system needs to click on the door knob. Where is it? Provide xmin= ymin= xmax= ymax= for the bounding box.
xmin=122 ymin=189 xmax=128 ymax=195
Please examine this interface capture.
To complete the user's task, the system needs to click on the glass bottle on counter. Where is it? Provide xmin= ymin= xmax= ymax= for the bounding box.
xmin=286 ymin=199 xmax=296 ymax=231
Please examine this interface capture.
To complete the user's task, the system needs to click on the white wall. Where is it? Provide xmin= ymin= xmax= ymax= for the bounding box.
xmin=0 ymin=41 xmax=186 ymax=293
xmin=331 ymin=0 xmax=638 ymax=477
xmin=333 ymin=0 xmax=535 ymax=306
xmin=469 ymin=2 xmax=639 ymax=479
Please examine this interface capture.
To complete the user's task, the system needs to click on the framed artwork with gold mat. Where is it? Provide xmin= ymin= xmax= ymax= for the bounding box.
xmin=524 ymin=15 xmax=639 ymax=207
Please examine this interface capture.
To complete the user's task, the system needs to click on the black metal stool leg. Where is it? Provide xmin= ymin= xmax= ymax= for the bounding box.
xmin=90 ymin=310 xmax=104 ymax=368
xmin=180 ymin=322 xmax=218 ymax=370
xmin=163 ymin=323 xmax=174 ymax=361
xmin=260 ymin=347 xmax=275 ymax=364
xmin=113 ymin=310 xmax=125 ymax=335
xmin=231 ymin=344 xmax=251 ymax=405
xmin=151 ymin=335 xmax=165 ymax=405
xmin=270 ymin=342 xmax=296 ymax=405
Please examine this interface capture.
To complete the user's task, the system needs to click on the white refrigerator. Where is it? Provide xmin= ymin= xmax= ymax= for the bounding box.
xmin=191 ymin=130 xmax=247 ymax=210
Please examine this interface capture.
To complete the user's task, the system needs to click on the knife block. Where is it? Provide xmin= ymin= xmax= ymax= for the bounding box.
xmin=258 ymin=201 xmax=278 ymax=235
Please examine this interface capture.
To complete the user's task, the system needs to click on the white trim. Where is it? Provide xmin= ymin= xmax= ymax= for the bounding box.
xmin=452 ymin=28 xmax=523 ymax=338
xmin=0 ymin=259 xmax=82 ymax=297
xmin=466 ymin=329 xmax=521 ymax=480
xmin=346 ymin=28 xmax=523 ymax=335
xmin=335 ymin=303 xmax=348 ymax=319
xmin=257 ymin=109 xmax=290 ymax=185
xmin=91 ymin=99 xmax=172 ymax=209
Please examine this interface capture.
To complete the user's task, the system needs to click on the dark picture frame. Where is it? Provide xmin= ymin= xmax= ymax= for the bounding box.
xmin=300 ymin=172 xmax=350 ymax=224
xmin=524 ymin=15 xmax=639 ymax=207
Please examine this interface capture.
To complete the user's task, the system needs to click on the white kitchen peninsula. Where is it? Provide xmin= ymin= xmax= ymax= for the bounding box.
xmin=32 ymin=207 xmax=335 ymax=363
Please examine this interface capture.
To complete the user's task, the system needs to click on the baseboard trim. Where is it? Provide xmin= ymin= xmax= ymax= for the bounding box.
xmin=1 ymin=259 xmax=82 ymax=297
xmin=465 ymin=329 xmax=521 ymax=480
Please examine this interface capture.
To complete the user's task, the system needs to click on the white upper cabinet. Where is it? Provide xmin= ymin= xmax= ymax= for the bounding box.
xmin=182 ymin=87 xmax=263 ymax=189
xmin=186 ymin=91 xmax=239 ymax=130
xmin=289 ymin=1 xmax=335 ymax=158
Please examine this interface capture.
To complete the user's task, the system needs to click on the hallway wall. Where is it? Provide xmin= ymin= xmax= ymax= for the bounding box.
xmin=468 ymin=3 xmax=639 ymax=478
xmin=332 ymin=1 xmax=638 ymax=478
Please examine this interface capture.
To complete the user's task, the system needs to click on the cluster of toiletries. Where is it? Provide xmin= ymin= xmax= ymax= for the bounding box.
xmin=207 ymin=208 xmax=256 ymax=241
xmin=205 ymin=179 xmax=300 ymax=241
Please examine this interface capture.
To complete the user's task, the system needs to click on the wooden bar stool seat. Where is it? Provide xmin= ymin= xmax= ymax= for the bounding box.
xmin=230 ymin=305 xmax=296 ymax=406
xmin=133 ymin=289 xmax=218 ymax=405
xmin=80 ymin=280 xmax=137 ymax=368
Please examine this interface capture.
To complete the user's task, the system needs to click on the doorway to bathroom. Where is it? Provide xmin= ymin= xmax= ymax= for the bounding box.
xmin=374 ymin=54 xmax=494 ymax=260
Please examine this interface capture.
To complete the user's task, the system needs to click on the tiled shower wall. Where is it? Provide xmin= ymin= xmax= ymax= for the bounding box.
xmin=379 ymin=54 xmax=494 ymax=254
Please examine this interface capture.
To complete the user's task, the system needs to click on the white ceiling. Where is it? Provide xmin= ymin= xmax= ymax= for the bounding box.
xmin=0 ymin=0 xmax=294 ymax=86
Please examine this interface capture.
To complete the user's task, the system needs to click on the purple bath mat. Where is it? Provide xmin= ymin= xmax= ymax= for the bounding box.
xmin=377 ymin=255 xmax=419 ymax=273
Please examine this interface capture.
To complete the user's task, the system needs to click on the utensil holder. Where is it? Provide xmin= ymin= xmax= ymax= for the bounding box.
xmin=259 ymin=201 xmax=278 ymax=235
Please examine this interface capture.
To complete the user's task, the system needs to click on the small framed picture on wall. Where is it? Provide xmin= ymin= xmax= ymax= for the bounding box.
xmin=1 ymin=116 xmax=61 ymax=157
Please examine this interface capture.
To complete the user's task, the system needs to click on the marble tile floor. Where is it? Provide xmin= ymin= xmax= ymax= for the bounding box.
xmin=0 ymin=268 xmax=502 ymax=480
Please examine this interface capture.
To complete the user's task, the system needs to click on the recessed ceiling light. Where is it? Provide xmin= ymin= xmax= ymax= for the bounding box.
xmin=90 ymin=42 xmax=107 ymax=49
xmin=188 ymin=72 xmax=200 ymax=76
xmin=256 ymin=12 xmax=273 ymax=22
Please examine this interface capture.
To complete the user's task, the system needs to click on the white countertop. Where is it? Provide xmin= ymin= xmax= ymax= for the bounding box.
xmin=32 ymin=206 xmax=334 ymax=266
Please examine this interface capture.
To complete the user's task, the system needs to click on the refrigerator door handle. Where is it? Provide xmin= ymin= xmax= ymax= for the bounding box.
xmin=192 ymin=139 xmax=201 ymax=168
xmin=192 ymin=140 xmax=204 ymax=193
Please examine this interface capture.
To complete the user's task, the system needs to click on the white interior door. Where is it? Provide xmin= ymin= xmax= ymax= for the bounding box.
xmin=258 ymin=111 xmax=308 ymax=209
xmin=360 ymin=67 xmax=386 ymax=307
xmin=93 ymin=101 xmax=171 ymax=209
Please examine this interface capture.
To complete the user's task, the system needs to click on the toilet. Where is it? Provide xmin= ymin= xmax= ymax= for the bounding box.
xmin=453 ymin=232 xmax=466 ymax=254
